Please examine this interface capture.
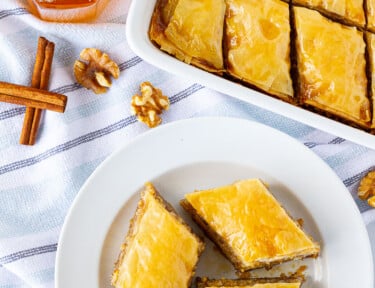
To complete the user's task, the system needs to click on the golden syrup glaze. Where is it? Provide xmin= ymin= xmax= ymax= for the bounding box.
xmin=225 ymin=0 xmax=293 ymax=100
xmin=293 ymin=0 xmax=365 ymax=26
xmin=294 ymin=6 xmax=371 ymax=127
xmin=164 ymin=0 xmax=225 ymax=72
xmin=149 ymin=0 xmax=180 ymax=38
xmin=112 ymin=183 xmax=202 ymax=288
xmin=184 ymin=179 xmax=320 ymax=267
xmin=149 ymin=0 xmax=188 ymax=63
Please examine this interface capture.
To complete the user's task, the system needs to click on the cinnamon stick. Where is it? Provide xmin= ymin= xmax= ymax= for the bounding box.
xmin=28 ymin=41 xmax=55 ymax=145
xmin=32 ymin=37 xmax=48 ymax=89
xmin=0 ymin=82 xmax=66 ymax=112
xmin=20 ymin=37 xmax=48 ymax=145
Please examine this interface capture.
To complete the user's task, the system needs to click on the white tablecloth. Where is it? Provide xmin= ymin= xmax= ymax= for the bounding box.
xmin=0 ymin=0 xmax=374 ymax=287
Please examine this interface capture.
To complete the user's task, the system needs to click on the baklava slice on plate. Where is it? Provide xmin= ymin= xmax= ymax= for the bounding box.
xmin=292 ymin=0 xmax=365 ymax=27
xmin=112 ymin=183 xmax=204 ymax=288
xmin=181 ymin=179 xmax=320 ymax=272
xmin=225 ymin=0 xmax=294 ymax=101
xmin=294 ymin=6 xmax=371 ymax=128
xmin=196 ymin=277 xmax=303 ymax=288
xmin=149 ymin=0 xmax=225 ymax=73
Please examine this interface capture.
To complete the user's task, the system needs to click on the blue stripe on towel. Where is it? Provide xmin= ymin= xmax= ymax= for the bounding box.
xmin=0 ymin=244 xmax=57 ymax=266
xmin=0 ymin=8 xmax=29 ymax=20
xmin=0 ymin=84 xmax=204 ymax=175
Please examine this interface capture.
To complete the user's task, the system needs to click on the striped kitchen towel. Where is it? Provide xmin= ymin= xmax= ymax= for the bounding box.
xmin=0 ymin=0 xmax=374 ymax=287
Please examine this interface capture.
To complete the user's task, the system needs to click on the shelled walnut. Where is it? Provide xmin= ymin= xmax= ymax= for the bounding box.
xmin=74 ymin=48 xmax=120 ymax=94
xmin=357 ymin=170 xmax=375 ymax=207
xmin=131 ymin=82 xmax=170 ymax=128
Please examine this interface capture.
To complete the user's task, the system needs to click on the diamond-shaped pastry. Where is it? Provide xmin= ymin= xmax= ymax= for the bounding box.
xmin=181 ymin=179 xmax=320 ymax=272
xmin=112 ymin=183 xmax=204 ymax=287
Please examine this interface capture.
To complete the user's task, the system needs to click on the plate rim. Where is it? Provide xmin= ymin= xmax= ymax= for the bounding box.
xmin=125 ymin=0 xmax=375 ymax=150
xmin=55 ymin=117 xmax=374 ymax=288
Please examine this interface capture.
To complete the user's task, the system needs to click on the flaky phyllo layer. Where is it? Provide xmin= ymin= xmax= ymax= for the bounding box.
xmin=182 ymin=179 xmax=320 ymax=271
xmin=226 ymin=0 xmax=293 ymax=100
xmin=112 ymin=183 xmax=204 ymax=288
xmin=149 ymin=0 xmax=375 ymax=131
xmin=294 ymin=6 xmax=371 ymax=127
xmin=149 ymin=0 xmax=225 ymax=73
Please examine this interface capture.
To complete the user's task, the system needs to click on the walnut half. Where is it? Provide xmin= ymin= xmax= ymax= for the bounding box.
xmin=74 ymin=48 xmax=120 ymax=94
xmin=131 ymin=82 xmax=170 ymax=128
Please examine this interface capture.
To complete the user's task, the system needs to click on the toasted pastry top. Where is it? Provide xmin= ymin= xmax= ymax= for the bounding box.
xmin=293 ymin=0 xmax=365 ymax=26
xmin=112 ymin=183 xmax=204 ymax=288
xmin=165 ymin=0 xmax=225 ymax=71
xmin=184 ymin=179 xmax=320 ymax=268
xmin=150 ymin=0 xmax=225 ymax=73
xmin=294 ymin=6 xmax=371 ymax=127
xmin=226 ymin=0 xmax=293 ymax=99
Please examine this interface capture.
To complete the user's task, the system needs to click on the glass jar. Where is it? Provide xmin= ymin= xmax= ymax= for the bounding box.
xmin=27 ymin=0 xmax=109 ymax=22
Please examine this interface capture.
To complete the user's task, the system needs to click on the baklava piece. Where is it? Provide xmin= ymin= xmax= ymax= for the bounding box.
xmin=149 ymin=0 xmax=225 ymax=73
xmin=294 ymin=6 xmax=371 ymax=128
xmin=292 ymin=0 xmax=365 ymax=27
xmin=112 ymin=182 xmax=205 ymax=288
xmin=180 ymin=179 xmax=320 ymax=272
xmin=149 ymin=0 xmax=179 ymax=54
xmin=196 ymin=277 xmax=303 ymax=288
xmin=225 ymin=0 xmax=294 ymax=101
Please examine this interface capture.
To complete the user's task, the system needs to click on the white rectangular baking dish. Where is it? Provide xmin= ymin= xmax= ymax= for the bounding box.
xmin=126 ymin=0 xmax=375 ymax=150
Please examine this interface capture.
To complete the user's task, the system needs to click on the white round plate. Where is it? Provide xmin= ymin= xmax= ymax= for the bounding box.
xmin=55 ymin=117 xmax=373 ymax=288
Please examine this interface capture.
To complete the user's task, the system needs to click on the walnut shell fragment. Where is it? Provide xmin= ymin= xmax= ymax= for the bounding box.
xmin=74 ymin=48 xmax=120 ymax=94
xmin=131 ymin=82 xmax=170 ymax=128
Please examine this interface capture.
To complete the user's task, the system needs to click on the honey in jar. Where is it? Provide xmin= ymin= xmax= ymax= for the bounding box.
xmin=27 ymin=0 xmax=109 ymax=22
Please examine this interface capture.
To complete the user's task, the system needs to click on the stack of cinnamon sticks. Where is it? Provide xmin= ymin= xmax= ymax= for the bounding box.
xmin=21 ymin=37 xmax=55 ymax=145
xmin=0 ymin=37 xmax=67 ymax=145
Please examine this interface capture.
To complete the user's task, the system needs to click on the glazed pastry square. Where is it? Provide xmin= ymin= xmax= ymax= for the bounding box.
xmin=225 ymin=0 xmax=293 ymax=100
xmin=149 ymin=0 xmax=179 ymax=48
xmin=112 ymin=183 xmax=204 ymax=288
xmin=294 ymin=6 xmax=371 ymax=127
xmin=181 ymin=179 xmax=320 ymax=272
xmin=149 ymin=0 xmax=225 ymax=73
xmin=196 ymin=277 xmax=302 ymax=288
xmin=293 ymin=0 xmax=365 ymax=27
